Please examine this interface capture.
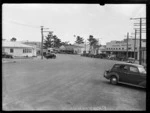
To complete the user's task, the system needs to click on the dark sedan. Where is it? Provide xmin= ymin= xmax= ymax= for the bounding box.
xmin=104 ymin=62 xmax=146 ymax=88
xmin=2 ymin=52 xmax=13 ymax=58
xmin=44 ymin=53 xmax=56 ymax=59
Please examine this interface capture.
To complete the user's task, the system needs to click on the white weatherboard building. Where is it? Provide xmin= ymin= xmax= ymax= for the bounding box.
xmin=2 ymin=41 xmax=36 ymax=57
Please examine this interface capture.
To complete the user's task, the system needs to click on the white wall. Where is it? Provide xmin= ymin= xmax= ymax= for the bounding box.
xmin=3 ymin=47 xmax=35 ymax=57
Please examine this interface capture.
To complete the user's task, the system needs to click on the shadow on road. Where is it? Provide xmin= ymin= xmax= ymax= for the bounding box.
xmin=88 ymin=78 xmax=146 ymax=92
xmin=104 ymin=81 xmax=146 ymax=92
xmin=116 ymin=83 xmax=146 ymax=92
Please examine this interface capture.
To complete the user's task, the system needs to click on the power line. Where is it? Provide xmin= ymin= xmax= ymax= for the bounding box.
xmin=3 ymin=19 xmax=40 ymax=28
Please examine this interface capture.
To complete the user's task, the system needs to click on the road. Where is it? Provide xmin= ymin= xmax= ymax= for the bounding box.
xmin=2 ymin=54 xmax=146 ymax=110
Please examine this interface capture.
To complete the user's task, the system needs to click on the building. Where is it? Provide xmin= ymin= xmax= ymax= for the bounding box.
xmin=98 ymin=45 xmax=106 ymax=54
xmin=73 ymin=43 xmax=86 ymax=54
xmin=21 ymin=41 xmax=41 ymax=55
xmin=73 ymin=43 xmax=106 ymax=55
xmin=2 ymin=41 xmax=36 ymax=57
xmin=103 ymin=38 xmax=146 ymax=61
xmin=59 ymin=45 xmax=84 ymax=54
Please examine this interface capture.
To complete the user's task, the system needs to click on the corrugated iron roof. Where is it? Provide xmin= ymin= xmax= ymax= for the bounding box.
xmin=2 ymin=41 xmax=33 ymax=48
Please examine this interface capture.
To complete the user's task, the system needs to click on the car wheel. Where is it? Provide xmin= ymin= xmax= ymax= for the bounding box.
xmin=110 ymin=76 xmax=118 ymax=85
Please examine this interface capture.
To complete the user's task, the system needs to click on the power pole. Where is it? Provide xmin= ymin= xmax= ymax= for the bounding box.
xmin=41 ymin=26 xmax=44 ymax=59
xmin=134 ymin=29 xmax=137 ymax=60
xmin=130 ymin=17 xmax=146 ymax=65
xmin=139 ymin=18 xmax=142 ymax=65
xmin=126 ymin=32 xmax=129 ymax=59
xmin=40 ymin=26 xmax=50 ymax=59
xmin=85 ymin=40 xmax=86 ymax=53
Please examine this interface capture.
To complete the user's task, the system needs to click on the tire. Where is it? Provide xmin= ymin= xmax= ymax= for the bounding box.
xmin=110 ymin=76 xmax=118 ymax=85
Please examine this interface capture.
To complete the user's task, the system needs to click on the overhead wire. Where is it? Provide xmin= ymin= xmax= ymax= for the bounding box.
xmin=2 ymin=19 xmax=40 ymax=28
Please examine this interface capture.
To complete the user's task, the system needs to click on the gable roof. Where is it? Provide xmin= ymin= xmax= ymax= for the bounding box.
xmin=2 ymin=41 xmax=33 ymax=48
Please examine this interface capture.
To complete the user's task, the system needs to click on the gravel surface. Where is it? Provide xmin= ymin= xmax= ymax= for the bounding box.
xmin=2 ymin=54 xmax=146 ymax=110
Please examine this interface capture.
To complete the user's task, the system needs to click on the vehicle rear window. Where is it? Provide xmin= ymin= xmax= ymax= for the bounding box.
xmin=129 ymin=66 xmax=139 ymax=73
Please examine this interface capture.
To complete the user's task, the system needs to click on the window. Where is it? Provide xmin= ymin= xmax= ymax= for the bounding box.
xmin=138 ymin=67 xmax=146 ymax=74
xmin=112 ymin=64 xmax=120 ymax=70
xmin=10 ymin=48 xmax=14 ymax=53
xmin=129 ymin=66 xmax=139 ymax=73
xmin=122 ymin=48 xmax=124 ymax=50
xmin=23 ymin=49 xmax=26 ymax=53
xmin=2 ymin=48 xmax=5 ymax=52
xmin=23 ymin=49 xmax=32 ymax=53
xmin=120 ymin=65 xmax=128 ymax=71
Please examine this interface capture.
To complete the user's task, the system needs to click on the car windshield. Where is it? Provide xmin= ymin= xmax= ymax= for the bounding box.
xmin=138 ymin=67 xmax=146 ymax=74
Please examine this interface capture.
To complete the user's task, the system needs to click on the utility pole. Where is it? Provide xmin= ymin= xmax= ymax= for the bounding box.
xmin=85 ymin=40 xmax=86 ymax=53
xmin=130 ymin=17 xmax=146 ymax=65
xmin=40 ymin=26 xmax=50 ymax=59
xmin=139 ymin=18 xmax=142 ymax=65
xmin=134 ymin=29 xmax=137 ymax=60
xmin=126 ymin=32 xmax=129 ymax=59
xmin=41 ymin=26 xmax=44 ymax=59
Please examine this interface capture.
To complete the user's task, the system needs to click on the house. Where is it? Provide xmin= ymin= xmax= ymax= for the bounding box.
xmin=59 ymin=45 xmax=84 ymax=54
xmin=21 ymin=41 xmax=41 ymax=55
xmin=2 ymin=41 xmax=36 ymax=57
xmin=73 ymin=43 xmax=90 ymax=54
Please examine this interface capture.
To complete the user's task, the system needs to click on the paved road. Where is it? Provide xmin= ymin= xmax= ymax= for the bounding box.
xmin=2 ymin=54 xmax=146 ymax=110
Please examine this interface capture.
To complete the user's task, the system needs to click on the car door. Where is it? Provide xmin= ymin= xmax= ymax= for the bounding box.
xmin=127 ymin=66 xmax=142 ymax=85
xmin=117 ymin=65 xmax=129 ymax=83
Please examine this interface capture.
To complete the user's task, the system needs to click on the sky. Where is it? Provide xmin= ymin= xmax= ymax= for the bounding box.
xmin=2 ymin=4 xmax=146 ymax=45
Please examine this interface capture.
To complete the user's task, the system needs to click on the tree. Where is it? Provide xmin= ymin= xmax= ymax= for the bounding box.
xmin=88 ymin=35 xmax=99 ymax=54
xmin=43 ymin=32 xmax=53 ymax=49
xmin=53 ymin=35 xmax=62 ymax=48
xmin=43 ymin=32 xmax=62 ymax=49
xmin=10 ymin=37 xmax=17 ymax=41
xmin=75 ymin=36 xmax=84 ymax=44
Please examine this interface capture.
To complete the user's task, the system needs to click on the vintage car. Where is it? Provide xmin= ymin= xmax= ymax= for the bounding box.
xmin=2 ymin=52 xmax=13 ymax=58
xmin=127 ymin=57 xmax=135 ymax=63
xmin=103 ymin=62 xmax=146 ymax=88
xmin=44 ymin=53 xmax=56 ymax=59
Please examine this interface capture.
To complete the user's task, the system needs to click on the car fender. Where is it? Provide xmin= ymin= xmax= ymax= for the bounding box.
xmin=138 ymin=81 xmax=146 ymax=88
xmin=108 ymin=72 xmax=120 ymax=81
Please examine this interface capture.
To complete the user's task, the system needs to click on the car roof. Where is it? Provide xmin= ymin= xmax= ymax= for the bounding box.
xmin=114 ymin=62 xmax=144 ymax=67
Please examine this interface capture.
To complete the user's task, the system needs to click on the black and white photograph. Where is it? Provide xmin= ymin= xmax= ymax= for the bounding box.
xmin=2 ymin=3 xmax=146 ymax=110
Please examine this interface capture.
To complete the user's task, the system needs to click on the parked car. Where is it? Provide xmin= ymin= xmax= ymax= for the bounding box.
xmin=103 ymin=62 xmax=146 ymax=88
xmin=116 ymin=56 xmax=127 ymax=61
xmin=127 ymin=57 xmax=135 ymax=63
xmin=93 ymin=54 xmax=103 ymax=58
xmin=108 ymin=55 xmax=116 ymax=60
xmin=2 ymin=52 xmax=13 ymax=58
xmin=44 ymin=53 xmax=56 ymax=59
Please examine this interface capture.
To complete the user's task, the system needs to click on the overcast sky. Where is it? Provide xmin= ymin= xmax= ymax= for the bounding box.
xmin=2 ymin=4 xmax=146 ymax=45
